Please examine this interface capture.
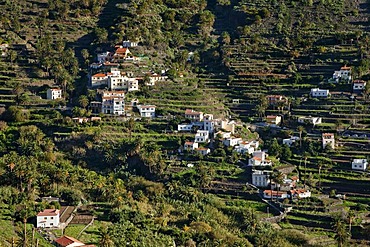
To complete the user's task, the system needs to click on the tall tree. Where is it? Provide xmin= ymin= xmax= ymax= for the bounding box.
xmin=78 ymin=95 xmax=89 ymax=109
xmin=99 ymin=225 xmax=114 ymax=247
xmin=333 ymin=218 xmax=350 ymax=247
xmin=297 ymin=125 xmax=305 ymax=148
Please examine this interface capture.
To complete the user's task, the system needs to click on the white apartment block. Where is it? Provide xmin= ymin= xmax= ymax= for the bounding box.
xmin=137 ymin=105 xmax=156 ymax=118
xmin=252 ymin=170 xmax=271 ymax=187
xmin=102 ymin=96 xmax=125 ymax=115
xmin=108 ymin=75 xmax=139 ymax=91
xmin=195 ymin=130 xmax=210 ymax=143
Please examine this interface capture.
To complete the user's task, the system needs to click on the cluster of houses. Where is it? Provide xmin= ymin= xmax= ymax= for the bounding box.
xmin=43 ymin=40 xmax=166 ymax=118
xmin=180 ymin=109 xmax=237 ymax=156
xmin=223 ymin=136 xmax=260 ymax=155
xmin=36 ymin=208 xmax=95 ymax=246
xmin=321 ymin=133 xmax=367 ymax=171
xmin=263 ymin=188 xmax=311 ymax=200
xmin=248 ymin=154 xmax=311 ymax=200
xmin=332 ymin=66 xmax=352 ymax=83
xmin=88 ymin=89 xmax=156 ymax=117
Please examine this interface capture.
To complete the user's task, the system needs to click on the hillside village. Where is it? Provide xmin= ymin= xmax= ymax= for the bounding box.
xmin=0 ymin=0 xmax=369 ymax=246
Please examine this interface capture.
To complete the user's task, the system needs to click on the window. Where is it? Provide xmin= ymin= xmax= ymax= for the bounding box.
xmin=50 ymin=223 xmax=53 ymax=226
xmin=51 ymin=217 xmax=54 ymax=219
xmin=44 ymin=217 xmax=47 ymax=220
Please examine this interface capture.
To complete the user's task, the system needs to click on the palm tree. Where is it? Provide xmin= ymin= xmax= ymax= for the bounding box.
xmin=126 ymin=118 xmax=136 ymax=140
xmin=78 ymin=95 xmax=89 ymax=109
xmin=303 ymin=152 xmax=309 ymax=187
xmin=297 ymin=125 xmax=305 ymax=148
xmin=347 ymin=210 xmax=356 ymax=233
xmin=333 ymin=218 xmax=350 ymax=247
xmin=272 ymin=171 xmax=285 ymax=200
xmin=317 ymin=160 xmax=326 ymax=190
xmin=98 ymin=225 xmax=114 ymax=247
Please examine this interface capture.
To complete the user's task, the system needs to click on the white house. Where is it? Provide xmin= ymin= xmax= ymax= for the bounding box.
xmin=91 ymin=73 xmax=109 ymax=87
xmin=289 ymin=189 xmax=311 ymax=199
xmin=235 ymin=140 xmax=259 ymax=154
xmin=195 ymin=130 xmax=210 ymax=143
xmin=36 ymin=209 xmax=60 ymax=228
xmin=108 ymin=75 xmax=139 ymax=91
xmin=184 ymin=141 xmax=199 ymax=151
xmin=333 ymin=66 xmax=352 ymax=83
xmin=252 ymin=170 xmax=271 ymax=187
xmin=102 ymin=96 xmax=125 ymax=115
xmin=266 ymin=95 xmax=286 ymax=106
xmin=352 ymin=159 xmax=368 ymax=171
xmin=122 ymin=40 xmax=138 ymax=48
xmin=353 ymin=80 xmax=367 ymax=92
xmin=47 ymin=88 xmax=62 ymax=100
xmin=263 ymin=190 xmax=289 ymax=200
xmin=223 ymin=137 xmax=242 ymax=147
xmin=219 ymin=120 xmax=236 ymax=134
xmin=137 ymin=105 xmax=156 ymax=118
xmin=271 ymin=178 xmax=297 ymax=191
xmin=112 ymin=47 xmax=132 ymax=63
xmin=178 ymin=123 xmax=194 ymax=132
xmin=248 ymin=150 xmax=272 ymax=166
xmin=311 ymin=88 xmax=330 ymax=98
xmin=99 ymin=89 xmax=125 ymax=98
xmin=215 ymin=131 xmax=232 ymax=139
xmin=266 ymin=115 xmax=282 ymax=125
xmin=146 ymin=74 xmax=168 ymax=86
xmin=283 ymin=136 xmax=300 ymax=147
xmin=322 ymin=133 xmax=335 ymax=149
xmin=297 ymin=116 xmax=322 ymax=126
xmin=195 ymin=147 xmax=211 ymax=156
xmin=185 ymin=109 xmax=204 ymax=122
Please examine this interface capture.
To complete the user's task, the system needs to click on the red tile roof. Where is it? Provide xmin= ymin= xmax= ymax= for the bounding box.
xmin=55 ymin=236 xmax=83 ymax=247
xmin=37 ymin=209 xmax=59 ymax=217
xmin=291 ymin=176 xmax=299 ymax=181
xmin=290 ymin=189 xmax=309 ymax=195
xmin=353 ymin=80 xmax=366 ymax=84
xmin=267 ymin=95 xmax=283 ymax=98
xmin=322 ymin=133 xmax=334 ymax=137
xmin=340 ymin=66 xmax=351 ymax=70
xmin=92 ymin=73 xmax=107 ymax=78
xmin=185 ymin=109 xmax=202 ymax=115
xmin=263 ymin=190 xmax=287 ymax=196
xmin=116 ymin=48 xmax=129 ymax=54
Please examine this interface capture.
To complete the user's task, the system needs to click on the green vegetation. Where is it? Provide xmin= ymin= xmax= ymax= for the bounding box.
xmin=0 ymin=0 xmax=369 ymax=246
